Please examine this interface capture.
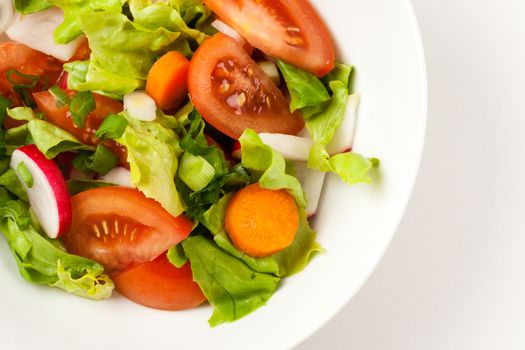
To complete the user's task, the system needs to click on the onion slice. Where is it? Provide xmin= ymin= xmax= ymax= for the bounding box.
xmin=0 ymin=1 xmax=14 ymax=34
xmin=6 ymin=7 xmax=84 ymax=61
xmin=123 ymin=91 xmax=157 ymax=121
xmin=212 ymin=19 xmax=245 ymax=44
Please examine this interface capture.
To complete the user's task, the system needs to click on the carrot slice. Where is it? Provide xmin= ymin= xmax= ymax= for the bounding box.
xmin=225 ymin=183 xmax=299 ymax=257
xmin=146 ymin=51 xmax=190 ymax=110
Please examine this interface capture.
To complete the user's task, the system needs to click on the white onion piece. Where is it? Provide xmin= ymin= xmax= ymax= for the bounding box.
xmin=0 ymin=1 xmax=14 ymax=34
xmin=212 ymin=19 xmax=245 ymax=44
xmin=258 ymin=133 xmax=313 ymax=161
xmin=257 ymin=61 xmax=280 ymax=85
xmin=326 ymin=94 xmax=360 ymax=155
xmin=98 ymin=167 xmax=132 ymax=187
xmin=123 ymin=91 xmax=157 ymax=121
xmin=6 ymin=7 xmax=84 ymax=61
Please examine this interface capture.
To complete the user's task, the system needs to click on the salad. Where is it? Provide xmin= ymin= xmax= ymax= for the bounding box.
xmin=0 ymin=0 xmax=377 ymax=326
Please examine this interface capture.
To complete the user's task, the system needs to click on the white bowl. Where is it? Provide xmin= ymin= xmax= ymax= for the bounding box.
xmin=0 ymin=0 xmax=426 ymax=349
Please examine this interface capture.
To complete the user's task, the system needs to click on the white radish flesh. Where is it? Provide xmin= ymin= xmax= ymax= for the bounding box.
xmin=326 ymin=94 xmax=360 ymax=155
xmin=6 ymin=7 xmax=84 ymax=61
xmin=11 ymin=145 xmax=72 ymax=238
xmin=0 ymin=1 xmax=14 ymax=34
xmin=123 ymin=91 xmax=157 ymax=121
xmin=294 ymin=162 xmax=326 ymax=218
xmin=212 ymin=19 xmax=245 ymax=44
xmin=257 ymin=61 xmax=280 ymax=85
xmin=98 ymin=167 xmax=132 ymax=187
xmin=258 ymin=133 xmax=312 ymax=161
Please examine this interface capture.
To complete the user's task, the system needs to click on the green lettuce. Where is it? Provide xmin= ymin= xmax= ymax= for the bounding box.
xmin=0 ymin=198 xmax=113 ymax=300
xmin=306 ymin=82 xmax=376 ymax=184
xmin=201 ymin=194 xmax=322 ymax=277
xmin=278 ymin=62 xmax=378 ymax=185
xmin=116 ymin=113 xmax=185 ymax=217
xmin=13 ymin=0 xmax=124 ymax=44
xmin=65 ymin=1 xmax=210 ymax=98
xmin=239 ymin=129 xmax=306 ymax=208
xmin=27 ymin=119 xmax=93 ymax=159
xmin=182 ymin=235 xmax=280 ymax=327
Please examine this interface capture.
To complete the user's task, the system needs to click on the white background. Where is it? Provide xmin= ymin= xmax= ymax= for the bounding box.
xmin=299 ymin=0 xmax=525 ymax=349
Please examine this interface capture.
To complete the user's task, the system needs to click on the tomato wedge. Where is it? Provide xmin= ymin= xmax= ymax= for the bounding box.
xmin=62 ymin=187 xmax=194 ymax=273
xmin=0 ymin=42 xmax=63 ymax=105
xmin=202 ymin=0 xmax=334 ymax=77
xmin=112 ymin=253 xmax=206 ymax=311
xmin=188 ymin=33 xmax=304 ymax=139
xmin=33 ymin=90 xmax=128 ymax=166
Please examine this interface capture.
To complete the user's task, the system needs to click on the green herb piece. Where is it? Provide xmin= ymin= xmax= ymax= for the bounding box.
xmin=67 ymin=179 xmax=114 ymax=196
xmin=16 ymin=162 xmax=33 ymax=188
xmin=95 ymin=113 xmax=128 ymax=140
xmin=73 ymin=144 xmax=118 ymax=176
xmin=178 ymin=152 xmax=216 ymax=192
xmin=49 ymin=85 xmax=71 ymax=107
xmin=0 ymin=96 xmax=12 ymax=155
xmin=6 ymin=69 xmax=45 ymax=107
xmin=69 ymin=91 xmax=95 ymax=128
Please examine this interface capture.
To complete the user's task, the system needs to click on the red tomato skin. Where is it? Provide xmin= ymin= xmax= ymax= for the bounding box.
xmin=0 ymin=42 xmax=62 ymax=106
xmin=62 ymin=187 xmax=194 ymax=273
xmin=202 ymin=0 xmax=335 ymax=77
xmin=32 ymin=90 xmax=128 ymax=167
xmin=188 ymin=33 xmax=304 ymax=139
xmin=112 ymin=253 xmax=206 ymax=311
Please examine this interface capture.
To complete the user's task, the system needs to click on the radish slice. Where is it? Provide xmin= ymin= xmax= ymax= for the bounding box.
xmin=212 ymin=19 xmax=245 ymax=44
xmin=0 ymin=1 xmax=14 ymax=34
xmin=98 ymin=167 xmax=132 ymax=187
xmin=123 ymin=91 xmax=157 ymax=121
xmin=326 ymin=94 xmax=360 ymax=155
xmin=259 ymin=133 xmax=312 ymax=161
xmin=6 ymin=7 xmax=84 ymax=61
xmin=294 ymin=162 xmax=326 ymax=218
xmin=257 ymin=61 xmax=280 ymax=85
xmin=11 ymin=145 xmax=72 ymax=238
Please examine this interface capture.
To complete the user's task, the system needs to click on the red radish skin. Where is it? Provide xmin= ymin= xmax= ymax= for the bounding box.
xmin=11 ymin=145 xmax=72 ymax=238
xmin=232 ymin=141 xmax=242 ymax=160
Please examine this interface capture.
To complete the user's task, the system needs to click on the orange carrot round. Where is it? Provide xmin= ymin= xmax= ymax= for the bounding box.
xmin=225 ymin=183 xmax=299 ymax=257
xmin=146 ymin=51 xmax=190 ymax=110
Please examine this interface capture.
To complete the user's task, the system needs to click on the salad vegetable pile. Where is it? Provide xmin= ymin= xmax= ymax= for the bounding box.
xmin=0 ymin=0 xmax=378 ymax=326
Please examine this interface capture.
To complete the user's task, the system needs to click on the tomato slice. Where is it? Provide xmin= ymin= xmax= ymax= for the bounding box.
xmin=188 ymin=33 xmax=304 ymax=139
xmin=112 ymin=253 xmax=206 ymax=311
xmin=202 ymin=0 xmax=334 ymax=77
xmin=62 ymin=187 xmax=194 ymax=273
xmin=33 ymin=90 xmax=128 ymax=166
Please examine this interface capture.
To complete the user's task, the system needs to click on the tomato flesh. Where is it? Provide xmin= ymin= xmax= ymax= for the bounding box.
xmin=189 ymin=33 xmax=304 ymax=139
xmin=62 ymin=187 xmax=194 ymax=273
xmin=33 ymin=90 xmax=128 ymax=167
xmin=202 ymin=0 xmax=334 ymax=77
xmin=112 ymin=253 xmax=206 ymax=311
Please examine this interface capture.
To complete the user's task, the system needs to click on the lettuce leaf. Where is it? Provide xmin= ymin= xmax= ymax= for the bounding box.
xmin=116 ymin=113 xmax=185 ymax=217
xmin=306 ymin=82 xmax=376 ymax=184
xmin=65 ymin=1 xmax=210 ymax=98
xmin=14 ymin=0 xmax=124 ymax=44
xmin=239 ymin=129 xmax=306 ymax=208
xmin=201 ymin=194 xmax=322 ymax=277
xmin=27 ymin=119 xmax=93 ymax=159
xmin=181 ymin=235 xmax=280 ymax=327
xmin=0 ymin=198 xmax=113 ymax=300
xmin=278 ymin=62 xmax=378 ymax=185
